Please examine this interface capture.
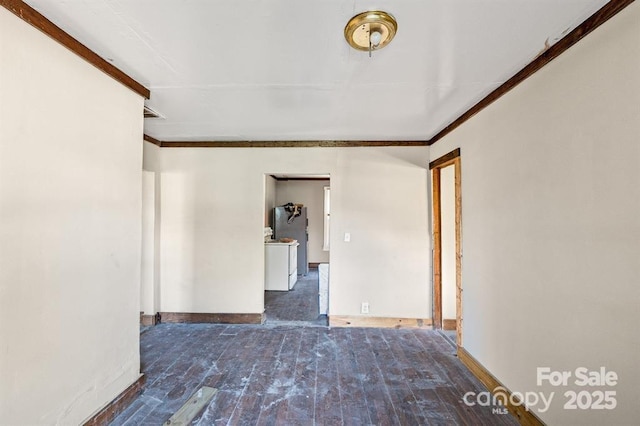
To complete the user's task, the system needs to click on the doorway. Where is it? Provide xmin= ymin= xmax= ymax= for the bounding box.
xmin=430 ymin=149 xmax=462 ymax=346
xmin=263 ymin=174 xmax=330 ymax=325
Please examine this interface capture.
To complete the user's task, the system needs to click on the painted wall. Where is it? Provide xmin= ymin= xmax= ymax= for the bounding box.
xmin=143 ymin=140 xmax=161 ymax=172
xmin=158 ymin=147 xmax=431 ymax=318
xmin=275 ymin=180 xmax=330 ymax=264
xmin=142 ymin=142 xmax=162 ymax=316
xmin=440 ymin=165 xmax=456 ymax=320
xmin=0 ymin=8 xmax=144 ymax=424
xmin=430 ymin=3 xmax=640 ymax=423
xmin=141 ymin=171 xmax=161 ymax=315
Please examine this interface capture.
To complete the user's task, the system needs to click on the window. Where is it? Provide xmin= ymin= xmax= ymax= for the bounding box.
xmin=323 ymin=186 xmax=330 ymax=251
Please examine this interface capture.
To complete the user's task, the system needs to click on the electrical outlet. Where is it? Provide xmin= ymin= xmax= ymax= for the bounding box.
xmin=344 ymin=232 xmax=351 ymax=242
xmin=361 ymin=302 xmax=369 ymax=314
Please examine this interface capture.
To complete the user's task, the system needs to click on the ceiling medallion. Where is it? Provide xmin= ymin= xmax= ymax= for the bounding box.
xmin=344 ymin=11 xmax=398 ymax=57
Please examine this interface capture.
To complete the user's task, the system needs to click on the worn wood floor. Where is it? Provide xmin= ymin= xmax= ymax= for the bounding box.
xmin=264 ymin=269 xmax=326 ymax=325
xmin=111 ymin=324 xmax=517 ymax=425
xmin=442 ymin=330 xmax=457 ymax=346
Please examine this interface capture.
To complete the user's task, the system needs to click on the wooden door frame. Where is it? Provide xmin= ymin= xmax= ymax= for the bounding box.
xmin=429 ymin=148 xmax=463 ymax=346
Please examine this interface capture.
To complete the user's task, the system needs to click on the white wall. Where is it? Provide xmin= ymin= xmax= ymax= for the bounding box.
xmin=275 ymin=180 xmax=330 ymax=264
xmin=440 ymin=165 xmax=456 ymax=320
xmin=141 ymin=171 xmax=160 ymax=315
xmin=0 ymin=8 xmax=143 ymax=425
xmin=142 ymin=142 xmax=162 ymax=316
xmin=430 ymin=3 xmax=640 ymax=423
xmin=158 ymin=147 xmax=431 ymax=318
xmin=143 ymin=140 xmax=161 ymax=172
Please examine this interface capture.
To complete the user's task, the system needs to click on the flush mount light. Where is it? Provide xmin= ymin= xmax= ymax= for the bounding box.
xmin=344 ymin=11 xmax=397 ymax=56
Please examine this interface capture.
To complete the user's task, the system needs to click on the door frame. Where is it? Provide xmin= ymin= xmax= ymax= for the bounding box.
xmin=430 ymin=148 xmax=463 ymax=346
xmin=263 ymin=173 xmax=331 ymax=323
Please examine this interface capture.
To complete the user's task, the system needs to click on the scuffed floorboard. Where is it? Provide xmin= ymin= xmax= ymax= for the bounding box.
xmin=110 ymin=324 xmax=518 ymax=425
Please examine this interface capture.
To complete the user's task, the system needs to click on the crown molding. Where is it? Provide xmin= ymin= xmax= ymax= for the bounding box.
xmin=1 ymin=0 xmax=150 ymax=99
xmin=427 ymin=0 xmax=635 ymax=146
xmin=143 ymin=134 xmax=162 ymax=147
xmin=143 ymin=137 xmax=428 ymax=148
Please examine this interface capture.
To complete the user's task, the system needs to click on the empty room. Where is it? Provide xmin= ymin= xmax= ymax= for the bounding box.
xmin=1 ymin=0 xmax=638 ymax=425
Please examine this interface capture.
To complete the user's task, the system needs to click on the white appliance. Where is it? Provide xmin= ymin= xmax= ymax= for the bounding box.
xmin=318 ymin=263 xmax=329 ymax=315
xmin=265 ymin=241 xmax=298 ymax=291
xmin=273 ymin=206 xmax=308 ymax=276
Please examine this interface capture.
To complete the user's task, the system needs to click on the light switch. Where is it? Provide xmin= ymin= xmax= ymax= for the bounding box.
xmin=344 ymin=232 xmax=351 ymax=242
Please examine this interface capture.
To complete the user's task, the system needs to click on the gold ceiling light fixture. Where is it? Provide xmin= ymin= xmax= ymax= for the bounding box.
xmin=344 ymin=11 xmax=398 ymax=57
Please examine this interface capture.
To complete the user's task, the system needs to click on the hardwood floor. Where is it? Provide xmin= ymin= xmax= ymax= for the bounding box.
xmin=264 ymin=269 xmax=326 ymax=325
xmin=442 ymin=330 xmax=457 ymax=346
xmin=110 ymin=324 xmax=518 ymax=425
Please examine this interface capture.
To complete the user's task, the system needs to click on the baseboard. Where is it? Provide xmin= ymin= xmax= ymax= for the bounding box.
xmin=160 ymin=312 xmax=264 ymax=324
xmin=329 ymin=316 xmax=433 ymax=329
xmin=457 ymin=347 xmax=545 ymax=426
xmin=140 ymin=313 xmax=159 ymax=326
xmin=443 ymin=319 xmax=457 ymax=330
xmin=309 ymin=262 xmax=321 ymax=269
xmin=82 ymin=374 xmax=145 ymax=426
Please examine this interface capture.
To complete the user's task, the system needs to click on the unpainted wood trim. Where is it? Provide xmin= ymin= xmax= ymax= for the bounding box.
xmin=309 ymin=262 xmax=322 ymax=269
xmin=157 ymin=140 xmax=427 ymax=148
xmin=431 ymin=154 xmax=463 ymax=336
xmin=442 ymin=319 xmax=457 ymax=331
xmin=454 ymin=157 xmax=463 ymax=347
xmin=82 ymin=374 xmax=145 ymax=426
xmin=329 ymin=316 xmax=433 ymax=329
xmin=164 ymin=387 xmax=218 ymax=425
xmin=160 ymin=312 xmax=264 ymax=324
xmin=427 ymin=0 xmax=636 ymax=146
xmin=458 ymin=347 xmax=546 ymax=426
xmin=273 ymin=177 xmax=331 ymax=182
xmin=143 ymin=134 xmax=162 ymax=147
xmin=140 ymin=313 xmax=159 ymax=326
xmin=431 ymin=167 xmax=442 ymax=330
xmin=1 ymin=0 xmax=150 ymax=99
xmin=429 ymin=148 xmax=461 ymax=170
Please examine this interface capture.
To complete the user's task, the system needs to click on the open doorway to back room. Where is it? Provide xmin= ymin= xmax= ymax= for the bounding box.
xmin=430 ymin=149 xmax=462 ymax=347
xmin=263 ymin=174 xmax=330 ymax=326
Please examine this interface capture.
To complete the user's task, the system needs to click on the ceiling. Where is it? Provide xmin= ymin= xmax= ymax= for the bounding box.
xmin=25 ymin=0 xmax=609 ymax=142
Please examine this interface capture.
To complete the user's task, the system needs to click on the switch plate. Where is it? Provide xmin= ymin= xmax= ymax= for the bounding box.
xmin=361 ymin=302 xmax=369 ymax=314
xmin=344 ymin=232 xmax=351 ymax=242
